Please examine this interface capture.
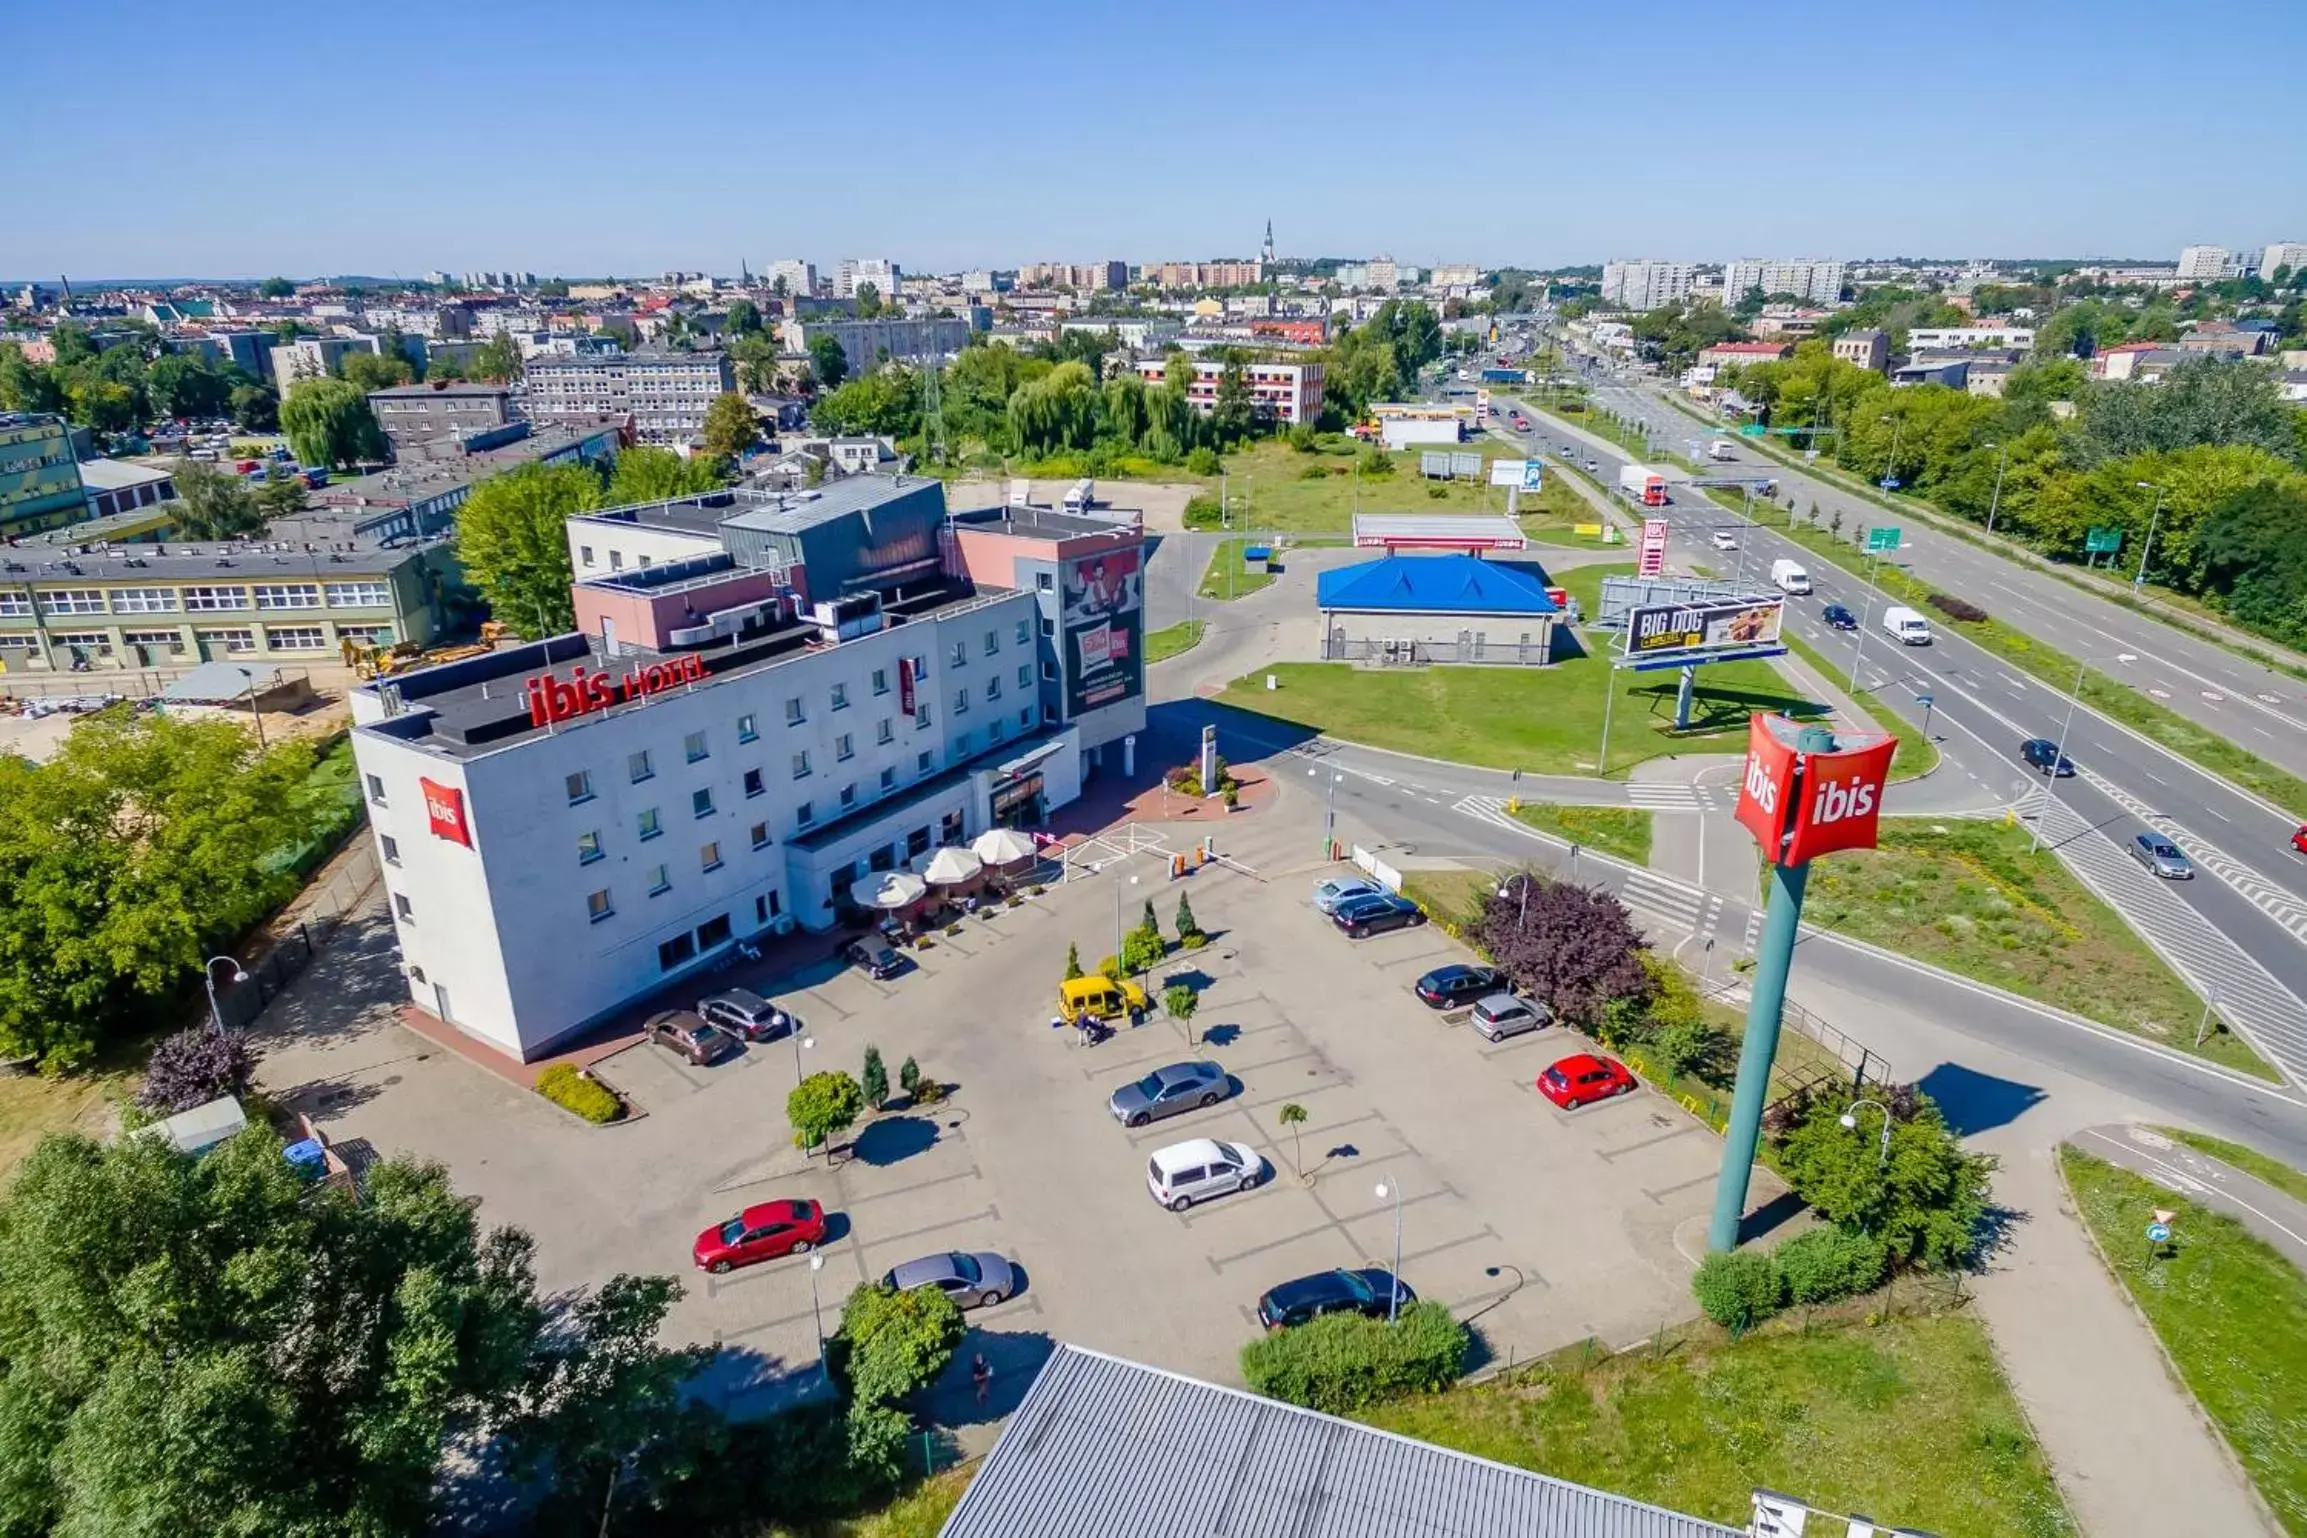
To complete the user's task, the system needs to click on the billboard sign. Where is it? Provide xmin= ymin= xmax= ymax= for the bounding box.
xmin=1627 ymin=596 xmax=1784 ymax=656
xmin=1733 ymin=715 xmax=1897 ymax=865
xmin=1061 ymin=547 xmax=1143 ymax=717
xmin=1490 ymin=458 xmax=1545 ymax=489
xmin=1638 ymin=518 xmax=1670 ymax=577
xmin=421 ymin=778 xmax=472 ymax=847
xmin=2085 ymin=526 xmax=2123 ymax=554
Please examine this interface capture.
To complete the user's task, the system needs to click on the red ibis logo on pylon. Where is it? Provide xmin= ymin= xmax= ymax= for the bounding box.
xmin=1733 ymin=716 xmax=1896 ymax=865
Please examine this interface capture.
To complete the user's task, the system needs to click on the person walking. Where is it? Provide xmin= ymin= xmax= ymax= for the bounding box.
xmin=971 ymin=1354 xmax=992 ymax=1408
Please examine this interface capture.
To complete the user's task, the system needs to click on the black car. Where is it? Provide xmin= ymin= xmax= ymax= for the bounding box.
xmin=1822 ymin=604 xmax=1858 ymax=630
xmin=1332 ymin=893 xmax=1426 ymax=939
xmin=2019 ymin=737 xmax=2075 ymax=777
xmin=1257 ymin=1267 xmax=1417 ymax=1331
xmin=1415 ymin=963 xmax=1504 ymax=1009
xmin=839 ymin=936 xmax=904 ymax=979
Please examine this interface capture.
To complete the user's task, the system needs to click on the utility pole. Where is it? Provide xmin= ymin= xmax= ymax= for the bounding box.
xmin=1983 ymin=442 xmax=2009 ymax=536
xmin=2133 ymin=481 xmax=2166 ymax=597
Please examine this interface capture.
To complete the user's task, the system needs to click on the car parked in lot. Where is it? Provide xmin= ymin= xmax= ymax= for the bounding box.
xmin=644 ymin=1009 xmax=739 ymax=1066
xmin=1256 ymin=1267 xmax=1416 ymax=1331
xmin=1414 ymin=963 xmax=1504 ymax=1009
xmin=882 ymin=1250 xmax=1019 ymax=1310
xmin=1062 ymin=975 xmax=1147 ymax=1025
xmin=1537 ymin=1052 xmax=1637 ymax=1109
xmin=1108 ymin=1060 xmax=1230 ymax=1126
xmin=2129 ymin=832 xmax=2195 ymax=880
xmin=1312 ymin=875 xmax=1385 ymax=915
xmin=839 ymin=936 xmax=904 ymax=978
xmin=1822 ymin=604 xmax=1857 ymax=631
xmin=1468 ymin=994 xmax=1550 ymax=1042
xmin=1332 ymin=892 xmax=1426 ymax=939
xmin=1146 ymin=1138 xmax=1265 ymax=1211
xmin=693 ymin=1198 xmax=826 ymax=1273
xmin=697 ymin=987 xmax=791 ymax=1040
xmin=2019 ymin=737 xmax=2075 ymax=777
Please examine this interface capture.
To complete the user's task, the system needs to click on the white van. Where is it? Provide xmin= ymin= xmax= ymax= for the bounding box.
xmin=1881 ymin=605 xmax=1933 ymax=645
xmin=1145 ymin=1137 xmax=1266 ymax=1212
xmin=1707 ymin=439 xmax=1739 ymax=462
xmin=1770 ymin=558 xmax=1811 ymax=595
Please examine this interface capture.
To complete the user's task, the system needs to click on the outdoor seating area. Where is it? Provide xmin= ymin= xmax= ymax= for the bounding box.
xmin=849 ymin=826 xmax=1056 ymax=942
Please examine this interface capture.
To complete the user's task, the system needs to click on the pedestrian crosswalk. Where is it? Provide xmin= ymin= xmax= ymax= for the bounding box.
xmin=2079 ymin=768 xmax=2307 ymax=947
xmin=1624 ymin=782 xmax=1709 ymax=811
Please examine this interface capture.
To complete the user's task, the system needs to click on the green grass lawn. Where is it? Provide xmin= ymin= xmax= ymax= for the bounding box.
xmin=1401 ymin=869 xmax=1499 ymax=929
xmin=1554 ymin=560 xmax=1631 ymax=622
xmin=1186 ymin=437 xmax=1545 ymax=534
xmin=2153 ymin=1127 xmax=2307 ymax=1207
xmin=1218 ymin=654 xmax=1822 ymax=778
xmin=2062 ymin=1148 xmax=2307 ymax=1534
xmin=1197 ymin=538 xmax=1277 ymax=600
xmin=0 ymin=1061 xmax=135 ymax=1186
xmin=1145 ymin=619 xmax=1206 ymax=663
xmin=1363 ymin=1311 xmax=2074 ymax=1538
xmin=1507 ymin=803 xmax=1654 ymax=866
xmin=1796 ymin=820 xmax=2271 ymax=1077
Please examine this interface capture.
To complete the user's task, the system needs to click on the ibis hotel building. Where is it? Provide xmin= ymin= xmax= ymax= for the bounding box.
xmin=348 ymin=476 xmax=1147 ymax=1060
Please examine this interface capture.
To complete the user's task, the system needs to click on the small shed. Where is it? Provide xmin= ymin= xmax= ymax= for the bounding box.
xmin=1317 ymin=553 xmax=1559 ymax=667
xmin=155 ymin=1095 xmax=248 ymax=1156
xmin=159 ymin=660 xmax=314 ymax=713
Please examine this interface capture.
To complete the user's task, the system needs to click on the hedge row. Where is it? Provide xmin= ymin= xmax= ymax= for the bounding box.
xmin=1240 ymin=1301 xmax=1468 ymax=1413
xmin=536 ymin=1064 xmax=625 ymax=1124
xmin=1691 ymin=1226 xmax=1889 ymax=1331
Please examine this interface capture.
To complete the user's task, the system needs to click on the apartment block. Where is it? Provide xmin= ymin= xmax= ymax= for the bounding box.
xmin=524 ymin=351 xmax=736 ymax=445
xmin=1722 ymin=258 xmax=1846 ymax=305
xmin=1599 ymin=260 xmax=1696 ymax=311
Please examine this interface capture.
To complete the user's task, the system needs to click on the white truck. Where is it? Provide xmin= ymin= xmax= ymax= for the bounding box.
xmin=1617 ymin=463 xmax=1668 ymax=506
xmin=1707 ymin=439 xmax=1739 ymax=461
xmin=1880 ymin=605 xmax=1933 ymax=645
xmin=1770 ymin=558 xmax=1811 ymax=595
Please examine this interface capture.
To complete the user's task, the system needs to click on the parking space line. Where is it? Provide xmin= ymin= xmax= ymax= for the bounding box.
xmin=850 ymin=1204 xmax=1003 ymax=1251
xmin=1594 ymin=1122 xmax=1708 ymax=1161
xmin=1316 ymin=1186 xmax=1456 ymax=1227
xmin=1644 ymin=1171 xmax=1719 ymax=1201
xmin=1206 ymin=1221 xmax=1367 ymax=1272
xmin=1396 ymin=1230 xmax=1502 ymax=1269
xmin=835 ymin=1166 xmax=986 ymax=1206
xmin=1240 ymin=1081 xmax=1354 ymax=1113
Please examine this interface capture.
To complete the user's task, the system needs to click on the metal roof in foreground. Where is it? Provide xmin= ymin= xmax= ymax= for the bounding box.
xmin=937 ymin=1345 xmax=1743 ymax=1538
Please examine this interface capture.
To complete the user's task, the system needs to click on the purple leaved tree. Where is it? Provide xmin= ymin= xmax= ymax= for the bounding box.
xmin=137 ymin=1026 xmax=261 ymax=1114
xmin=1472 ymin=873 xmax=1653 ymax=1027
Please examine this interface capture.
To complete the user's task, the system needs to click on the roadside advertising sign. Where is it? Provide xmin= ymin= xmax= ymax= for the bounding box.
xmin=1637 ymin=518 xmax=1670 ymax=577
xmin=1627 ymin=597 xmax=1784 ymax=656
xmin=1490 ymin=458 xmax=1526 ymax=487
xmin=1733 ymin=715 xmax=1897 ymax=865
xmin=1733 ymin=717 xmax=1798 ymax=854
xmin=1061 ymin=547 xmax=1144 ymax=717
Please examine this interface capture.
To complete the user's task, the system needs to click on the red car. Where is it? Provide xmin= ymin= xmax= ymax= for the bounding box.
xmin=1537 ymin=1052 xmax=1637 ymax=1111
xmin=693 ymin=1198 xmax=827 ymax=1274
xmin=2291 ymin=825 xmax=2307 ymax=856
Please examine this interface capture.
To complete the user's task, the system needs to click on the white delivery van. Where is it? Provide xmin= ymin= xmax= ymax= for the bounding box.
xmin=1881 ymin=605 xmax=1933 ymax=645
xmin=1770 ymin=558 xmax=1812 ymax=595
xmin=1707 ymin=439 xmax=1739 ymax=461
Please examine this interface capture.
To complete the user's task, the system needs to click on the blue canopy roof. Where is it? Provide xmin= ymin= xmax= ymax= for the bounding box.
xmin=1316 ymin=554 xmax=1559 ymax=616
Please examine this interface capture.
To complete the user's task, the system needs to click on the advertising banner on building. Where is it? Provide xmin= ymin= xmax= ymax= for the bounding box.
xmin=1638 ymin=518 xmax=1670 ymax=577
xmin=1627 ymin=596 xmax=1784 ymax=656
xmin=1061 ymin=547 xmax=1143 ymax=717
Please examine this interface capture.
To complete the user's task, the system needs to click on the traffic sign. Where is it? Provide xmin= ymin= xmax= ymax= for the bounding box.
xmin=1879 ymin=477 xmax=1900 ymax=490
xmin=2085 ymin=526 xmax=2124 ymax=554
xmin=1915 ymin=692 xmax=1934 ymax=707
xmin=2146 ymin=1221 xmax=2172 ymax=1244
xmin=1866 ymin=527 xmax=1901 ymax=553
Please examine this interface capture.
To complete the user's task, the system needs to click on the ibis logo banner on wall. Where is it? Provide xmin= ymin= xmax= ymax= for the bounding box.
xmin=421 ymin=777 xmax=472 ymax=847
xmin=1733 ymin=715 xmax=1896 ymax=865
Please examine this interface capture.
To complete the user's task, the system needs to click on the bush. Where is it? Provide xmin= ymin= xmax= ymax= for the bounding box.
xmin=1355 ymin=446 xmax=1395 ymax=479
xmin=898 ymin=1056 xmax=920 ymax=1096
xmin=137 ymin=1026 xmax=260 ymax=1113
xmin=1771 ymin=1083 xmax=1994 ymax=1270
xmin=536 ymin=1064 xmax=624 ymax=1124
xmin=1926 ymin=592 xmax=1989 ymax=623
xmin=1691 ymin=1248 xmax=1785 ymax=1331
xmin=1119 ymin=928 xmax=1165 ymax=976
xmin=826 ymin=1282 xmax=965 ymax=1406
xmin=1239 ymin=1300 xmax=1468 ymax=1413
xmin=1182 ymin=493 xmax=1223 ymax=529
xmin=1776 ymin=1226 xmax=1889 ymax=1305
xmin=1300 ymin=463 xmax=1331 ymax=480
xmin=1287 ymin=423 xmax=1318 ymax=452
xmin=1186 ymin=446 xmax=1222 ymax=476
xmin=1426 ymin=483 xmax=1449 ymax=499
xmin=1182 ymin=931 xmax=1211 ymax=949
xmin=861 ymin=1045 xmax=888 ymax=1110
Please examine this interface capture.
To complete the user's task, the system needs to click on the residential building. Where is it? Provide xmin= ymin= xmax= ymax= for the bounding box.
xmin=768 ymin=259 xmax=817 ymax=297
xmin=2175 ymin=244 xmax=2232 ymax=280
xmin=1693 ymin=341 xmax=1791 ymax=370
xmin=1019 ymin=261 xmax=1127 ymax=291
xmin=204 ymin=329 xmax=276 ymax=382
xmin=314 ymin=419 xmax=623 ymax=543
xmin=1428 ymin=263 xmax=1483 ymax=288
xmin=1831 ymin=328 xmax=1889 ymax=373
xmin=1150 ymin=260 xmax=1265 ymax=290
xmin=77 ymin=458 xmax=177 ymax=520
xmin=2261 ymin=242 xmax=2307 ymax=278
xmin=1599 ymin=260 xmax=1696 ymax=311
xmin=0 ymin=413 xmax=86 ymax=537
xmin=1722 ymin=258 xmax=1846 ymax=305
xmin=524 ymin=351 xmax=736 ymax=445
xmin=1058 ymin=317 xmax=1181 ymax=351
xmin=268 ymin=335 xmax=380 ymax=387
xmin=1892 ymin=358 xmax=1970 ymax=389
xmin=353 ymin=475 xmax=1146 ymax=1060
xmin=366 ymin=381 xmax=516 ymax=452
xmin=2178 ymin=323 xmax=2272 ymax=356
xmin=1127 ymin=357 xmax=1323 ymax=424
xmin=834 ymin=257 xmax=901 ymax=299
xmin=1905 ymin=325 xmax=2036 ymax=352
xmin=780 ymin=316 xmax=973 ymax=367
xmin=1749 ymin=304 xmax=1831 ymax=339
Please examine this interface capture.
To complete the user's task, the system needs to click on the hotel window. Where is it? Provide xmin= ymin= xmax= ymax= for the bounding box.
xmin=122 ymin=630 xmax=186 ymax=655
xmin=380 ymin=834 xmax=400 ymax=866
xmin=610 ymin=551 xmax=625 ymax=571
xmin=785 ymin=696 xmax=805 ymax=724
xmin=183 ymin=585 xmax=249 ymax=611
xmin=743 ymin=768 xmax=764 ymax=798
xmin=580 ymin=545 xmax=595 ymax=567
xmin=265 ymin=626 xmax=328 ymax=652
xmin=692 ymin=788 xmax=715 ymax=818
xmin=989 ymin=718 xmax=1006 ymax=742
xmin=830 ymin=682 xmax=849 ymax=711
xmin=657 ymin=934 xmax=694 ymax=971
xmin=954 ymin=730 xmax=972 ymax=755
xmin=1017 ymin=664 xmax=1030 ymax=689
xmin=566 ymin=771 xmax=594 ymax=804
xmin=839 ymin=785 xmax=856 ymax=809
xmin=756 ymin=890 xmax=782 ymax=923
xmin=1015 ymin=619 xmax=1030 ymax=644
xmin=796 ymin=801 xmax=814 ymax=827
xmin=879 ymin=766 xmax=895 ymax=791
xmin=366 ymin=773 xmax=387 ymax=804
xmin=323 ymin=581 xmax=391 ymax=608
xmin=987 ymin=675 xmax=1002 ymax=701
xmin=577 ymin=830 xmax=604 ymax=864
xmin=915 ymin=704 xmax=932 ymax=729
xmin=750 ymin=821 xmax=770 ymax=849
xmin=791 ymin=750 xmax=811 ymax=779
xmin=982 ymin=629 xmax=999 ymax=657
xmin=587 ymin=889 xmax=615 ymax=922
xmin=636 ymin=806 xmax=661 ymax=840
xmin=684 ymin=730 xmax=708 ymax=763
xmin=952 ymin=687 xmax=969 ymax=715
xmin=917 ymin=750 xmax=933 ymax=774
xmin=647 ymin=863 xmax=670 ymax=895
xmin=877 ymin=718 xmax=894 ymax=744
xmin=629 ymin=749 xmax=653 ymax=783
xmin=252 ymin=583 xmax=321 ymax=610
xmin=700 ymin=840 xmax=723 ymax=872
xmin=394 ymin=893 xmax=414 ymax=922
xmin=872 ymin=667 xmax=890 ymax=695
xmin=737 ymin=713 xmax=758 ymax=743
xmin=112 ymin=587 xmax=179 ymax=613
xmin=949 ymin=641 xmax=967 ymax=668
xmin=836 ymin=733 xmax=854 ymax=761
xmin=1037 ymin=572 xmax=1054 ymax=591
xmin=37 ymin=589 xmax=107 ymax=615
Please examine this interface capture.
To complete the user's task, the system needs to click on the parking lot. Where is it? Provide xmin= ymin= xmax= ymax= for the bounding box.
xmin=256 ymin=849 xmax=1766 ymax=1421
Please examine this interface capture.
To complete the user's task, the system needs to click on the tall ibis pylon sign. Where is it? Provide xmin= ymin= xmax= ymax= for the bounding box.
xmin=1709 ymin=715 xmax=1898 ymax=1252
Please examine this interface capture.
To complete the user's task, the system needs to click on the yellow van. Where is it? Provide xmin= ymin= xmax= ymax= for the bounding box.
xmin=1058 ymin=975 xmax=1147 ymax=1025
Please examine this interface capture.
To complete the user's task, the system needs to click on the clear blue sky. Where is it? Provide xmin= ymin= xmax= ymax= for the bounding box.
xmin=6 ymin=0 xmax=2303 ymax=280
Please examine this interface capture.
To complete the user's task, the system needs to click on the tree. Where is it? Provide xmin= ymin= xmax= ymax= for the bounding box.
xmin=824 ymin=1283 xmax=964 ymax=1407
xmin=1164 ymin=982 xmax=1199 ymax=1045
xmin=1209 ymin=351 xmax=1255 ymax=444
xmin=169 ymin=458 xmax=267 ymax=540
xmin=1063 ymin=942 xmax=1084 ymax=981
xmin=853 ymin=281 xmax=882 ymax=320
xmin=278 ymin=377 xmax=386 ymax=469
xmin=136 ymin=1026 xmax=259 ymax=1112
xmin=257 ymin=276 xmax=296 ymax=298
xmin=605 ymin=444 xmax=724 ymax=504
xmin=229 ymin=381 xmax=278 ymax=431
xmin=1472 ymin=874 xmax=1651 ymax=1027
xmin=145 ymin=353 xmax=230 ymax=420
xmin=787 ymin=1070 xmax=865 ymax=1158
xmin=469 ymin=331 xmax=524 ymax=384
xmin=1140 ymin=899 xmax=1161 ymax=941
xmin=1279 ymin=1102 xmax=1308 ymax=1176
xmin=2077 ymin=357 xmax=2299 ymax=466
xmin=2199 ymin=478 xmax=2307 ymax=646
xmin=726 ymin=298 xmax=762 ymax=336
xmin=340 ymin=350 xmax=415 ymax=392
xmin=255 ymin=471 xmax=309 ymax=521
xmin=0 ymin=1131 xmax=541 ymax=1534
xmin=1174 ymin=893 xmax=1201 ymax=941
xmin=898 ymin=1056 xmax=920 ymax=1098
xmin=700 ymin=392 xmax=761 ymax=466
xmin=861 ymin=1045 xmax=888 ymax=1110
xmin=807 ymin=334 xmax=849 ymax=390
xmin=1772 ymin=1085 xmax=1995 ymax=1269
xmin=454 ymin=462 xmax=602 ymax=637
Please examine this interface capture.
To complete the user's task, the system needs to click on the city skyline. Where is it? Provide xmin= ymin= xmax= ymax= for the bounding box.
xmin=6 ymin=0 xmax=2304 ymax=278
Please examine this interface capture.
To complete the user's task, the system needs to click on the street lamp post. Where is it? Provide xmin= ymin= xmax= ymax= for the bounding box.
xmin=202 ymin=955 xmax=248 ymax=1036
xmin=1983 ymin=442 xmax=2010 ymax=537
xmin=2132 ymin=481 xmax=2167 ymax=597
xmin=792 ymin=1030 xmax=815 ymax=1083
xmin=1374 ymin=1179 xmax=1405 ymax=1323
xmin=2027 ymin=650 xmax=2135 ymax=854
xmin=1309 ymin=766 xmax=1342 ymax=856
xmin=1839 ymin=1098 xmax=1892 ymax=1165
xmin=808 ymin=1253 xmax=829 ymax=1384
xmin=1113 ymin=872 xmax=1140 ymax=965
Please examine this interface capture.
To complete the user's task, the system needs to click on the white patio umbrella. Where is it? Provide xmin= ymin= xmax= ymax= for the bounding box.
xmin=920 ymin=846 xmax=985 ymax=887
xmin=850 ymin=871 xmax=927 ymax=910
xmin=971 ymin=826 xmax=1038 ymax=866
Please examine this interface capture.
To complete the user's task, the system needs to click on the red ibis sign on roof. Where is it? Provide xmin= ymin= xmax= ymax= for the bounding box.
xmin=525 ymin=652 xmax=708 ymax=728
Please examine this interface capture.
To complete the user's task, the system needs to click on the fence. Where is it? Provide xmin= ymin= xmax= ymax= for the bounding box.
xmin=212 ymin=839 xmax=383 ymax=1031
